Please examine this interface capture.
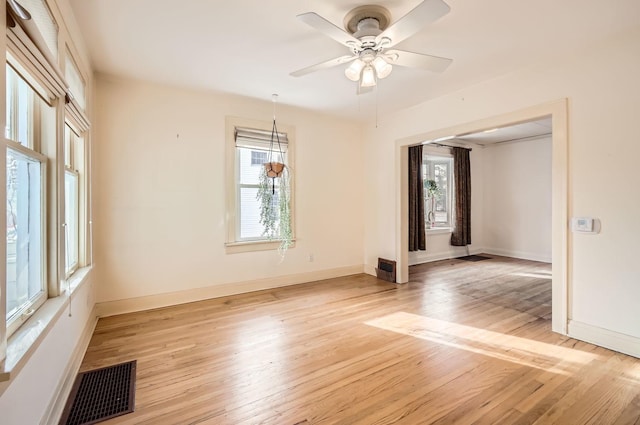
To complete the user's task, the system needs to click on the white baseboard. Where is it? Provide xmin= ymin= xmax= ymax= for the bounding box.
xmin=483 ymin=247 xmax=551 ymax=263
xmin=408 ymin=247 xmax=484 ymax=266
xmin=96 ymin=265 xmax=364 ymax=317
xmin=568 ymin=320 xmax=640 ymax=359
xmin=364 ymin=264 xmax=376 ymax=276
xmin=41 ymin=307 xmax=98 ymax=425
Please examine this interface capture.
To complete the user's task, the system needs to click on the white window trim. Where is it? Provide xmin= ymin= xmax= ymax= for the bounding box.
xmin=64 ymin=167 xmax=79 ymax=276
xmin=426 ymin=227 xmax=452 ymax=235
xmin=225 ymin=116 xmax=296 ymax=254
xmin=423 ymin=149 xmax=454 ymax=230
xmin=1 ymin=265 xmax=92 ymax=383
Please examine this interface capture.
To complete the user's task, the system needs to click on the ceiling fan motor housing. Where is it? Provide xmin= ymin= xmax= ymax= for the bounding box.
xmin=344 ymin=5 xmax=391 ymax=33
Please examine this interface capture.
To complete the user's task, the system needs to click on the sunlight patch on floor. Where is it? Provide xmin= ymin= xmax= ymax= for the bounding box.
xmin=365 ymin=312 xmax=598 ymax=375
xmin=511 ymin=272 xmax=552 ymax=279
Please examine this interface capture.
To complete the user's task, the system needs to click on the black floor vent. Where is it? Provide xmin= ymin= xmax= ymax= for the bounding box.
xmin=457 ymin=255 xmax=492 ymax=262
xmin=60 ymin=360 xmax=137 ymax=425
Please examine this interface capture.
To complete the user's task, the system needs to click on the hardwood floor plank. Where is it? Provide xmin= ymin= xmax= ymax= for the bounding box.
xmin=77 ymin=256 xmax=640 ymax=424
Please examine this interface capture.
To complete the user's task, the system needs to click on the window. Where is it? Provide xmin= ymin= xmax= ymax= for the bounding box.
xmin=2 ymin=0 xmax=93 ymax=361
xmin=423 ymin=154 xmax=453 ymax=229
xmin=236 ymin=128 xmax=288 ymax=240
xmin=225 ymin=117 xmax=295 ymax=252
xmin=64 ymin=124 xmax=80 ymax=275
xmin=5 ymin=65 xmax=48 ymax=335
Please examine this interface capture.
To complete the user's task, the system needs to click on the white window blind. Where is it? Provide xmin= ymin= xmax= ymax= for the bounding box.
xmin=19 ymin=0 xmax=59 ymax=59
xmin=235 ymin=127 xmax=288 ymax=152
xmin=7 ymin=10 xmax=66 ymax=101
xmin=65 ymin=55 xmax=85 ymax=110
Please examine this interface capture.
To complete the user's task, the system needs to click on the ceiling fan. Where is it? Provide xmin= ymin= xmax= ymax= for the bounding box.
xmin=291 ymin=0 xmax=453 ymax=90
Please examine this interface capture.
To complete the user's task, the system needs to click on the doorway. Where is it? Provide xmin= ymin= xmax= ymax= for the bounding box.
xmin=395 ymin=99 xmax=568 ymax=335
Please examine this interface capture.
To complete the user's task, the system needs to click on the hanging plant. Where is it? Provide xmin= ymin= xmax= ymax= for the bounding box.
xmin=257 ymin=158 xmax=293 ymax=254
xmin=425 ymin=179 xmax=440 ymax=199
xmin=424 ymin=179 xmax=440 ymax=228
xmin=256 ymin=94 xmax=293 ymax=255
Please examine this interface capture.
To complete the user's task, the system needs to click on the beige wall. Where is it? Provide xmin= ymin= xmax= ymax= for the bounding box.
xmin=364 ymin=27 xmax=640 ymax=341
xmin=483 ymin=136 xmax=552 ymax=262
xmin=94 ymin=75 xmax=365 ymax=304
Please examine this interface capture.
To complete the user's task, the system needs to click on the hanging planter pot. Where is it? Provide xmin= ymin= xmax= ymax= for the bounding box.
xmin=264 ymin=161 xmax=285 ymax=178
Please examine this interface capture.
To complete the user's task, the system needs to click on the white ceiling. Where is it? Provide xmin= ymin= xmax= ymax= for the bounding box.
xmin=68 ymin=0 xmax=640 ymax=121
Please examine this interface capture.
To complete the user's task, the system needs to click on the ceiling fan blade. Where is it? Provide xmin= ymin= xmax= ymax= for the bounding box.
xmin=290 ymin=55 xmax=356 ymax=77
xmin=297 ymin=12 xmax=361 ymax=48
xmin=385 ymin=49 xmax=452 ymax=73
xmin=376 ymin=0 xmax=450 ymax=48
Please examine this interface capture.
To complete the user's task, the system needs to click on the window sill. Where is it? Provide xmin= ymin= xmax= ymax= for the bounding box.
xmin=225 ymin=239 xmax=296 ymax=254
xmin=0 ymin=266 xmax=92 ymax=385
xmin=427 ymin=227 xmax=452 ymax=235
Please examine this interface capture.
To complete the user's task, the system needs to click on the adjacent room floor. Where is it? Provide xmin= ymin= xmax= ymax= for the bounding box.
xmin=78 ymin=255 xmax=640 ymax=424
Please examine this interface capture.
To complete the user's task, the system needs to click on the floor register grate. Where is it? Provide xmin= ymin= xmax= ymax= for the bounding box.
xmin=60 ymin=360 xmax=137 ymax=425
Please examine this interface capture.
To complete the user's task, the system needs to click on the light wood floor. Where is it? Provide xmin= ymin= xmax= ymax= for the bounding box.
xmin=79 ymin=256 xmax=640 ymax=424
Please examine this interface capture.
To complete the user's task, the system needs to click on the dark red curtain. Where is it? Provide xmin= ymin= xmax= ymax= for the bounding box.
xmin=408 ymin=145 xmax=426 ymax=251
xmin=451 ymin=147 xmax=471 ymax=246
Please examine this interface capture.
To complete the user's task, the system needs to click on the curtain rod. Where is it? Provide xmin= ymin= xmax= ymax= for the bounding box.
xmin=427 ymin=142 xmax=472 ymax=151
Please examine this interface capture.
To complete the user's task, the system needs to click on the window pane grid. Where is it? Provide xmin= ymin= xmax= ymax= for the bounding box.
xmin=423 ymin=155 xmax=453 ymax=228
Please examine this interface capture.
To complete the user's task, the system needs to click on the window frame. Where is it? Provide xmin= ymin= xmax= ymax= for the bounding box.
xmin=423 ymin=151 xmax=454 ymax=231
xmin=1 ymin=0 xmax=94 ymax=369
xmin=63 ymin=122 xmax=84 ymax=277
xmin=5 ymin=143 xmax=47 ymax=336
xmin=236 ymin=145 xmax=288 ymax=242
xmin=5 ymin=67 xmax=49 ymax=335
xmin=63 ymin=168 xmax=79 ymax=276
xmin=225 ymin=116 xmax=295 ymax=254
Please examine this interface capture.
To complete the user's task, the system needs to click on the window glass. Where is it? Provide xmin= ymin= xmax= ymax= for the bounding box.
xmin=250 ymin=150 xmax=268 ymax=166
xmin=64 ymin=170 xmax=78 ymax=272
xmin=6 ymin=149 xmax=44 ymax=321
xmin=63 ymin=123 xmax=82 ymax=275
xmin=237 ymin=147 xmax=285 ymax=240
xmin=423 ymin=155 xmax=453 ymax=228
xmin=5 ymin=65 xmax=35 ymax=148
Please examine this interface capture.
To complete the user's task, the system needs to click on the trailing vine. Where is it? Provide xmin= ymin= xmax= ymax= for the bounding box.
xmin=257 ymin=165 xmax=293 ymax=255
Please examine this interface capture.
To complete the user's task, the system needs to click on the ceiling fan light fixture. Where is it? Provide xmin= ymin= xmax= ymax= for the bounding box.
xmin=360 ymin=65 xmax=377 ymax=87
xmin=373 ymin=56 xmax=392 ymax=79
xmin=345 ymin=59 xmax=365 ymax=82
